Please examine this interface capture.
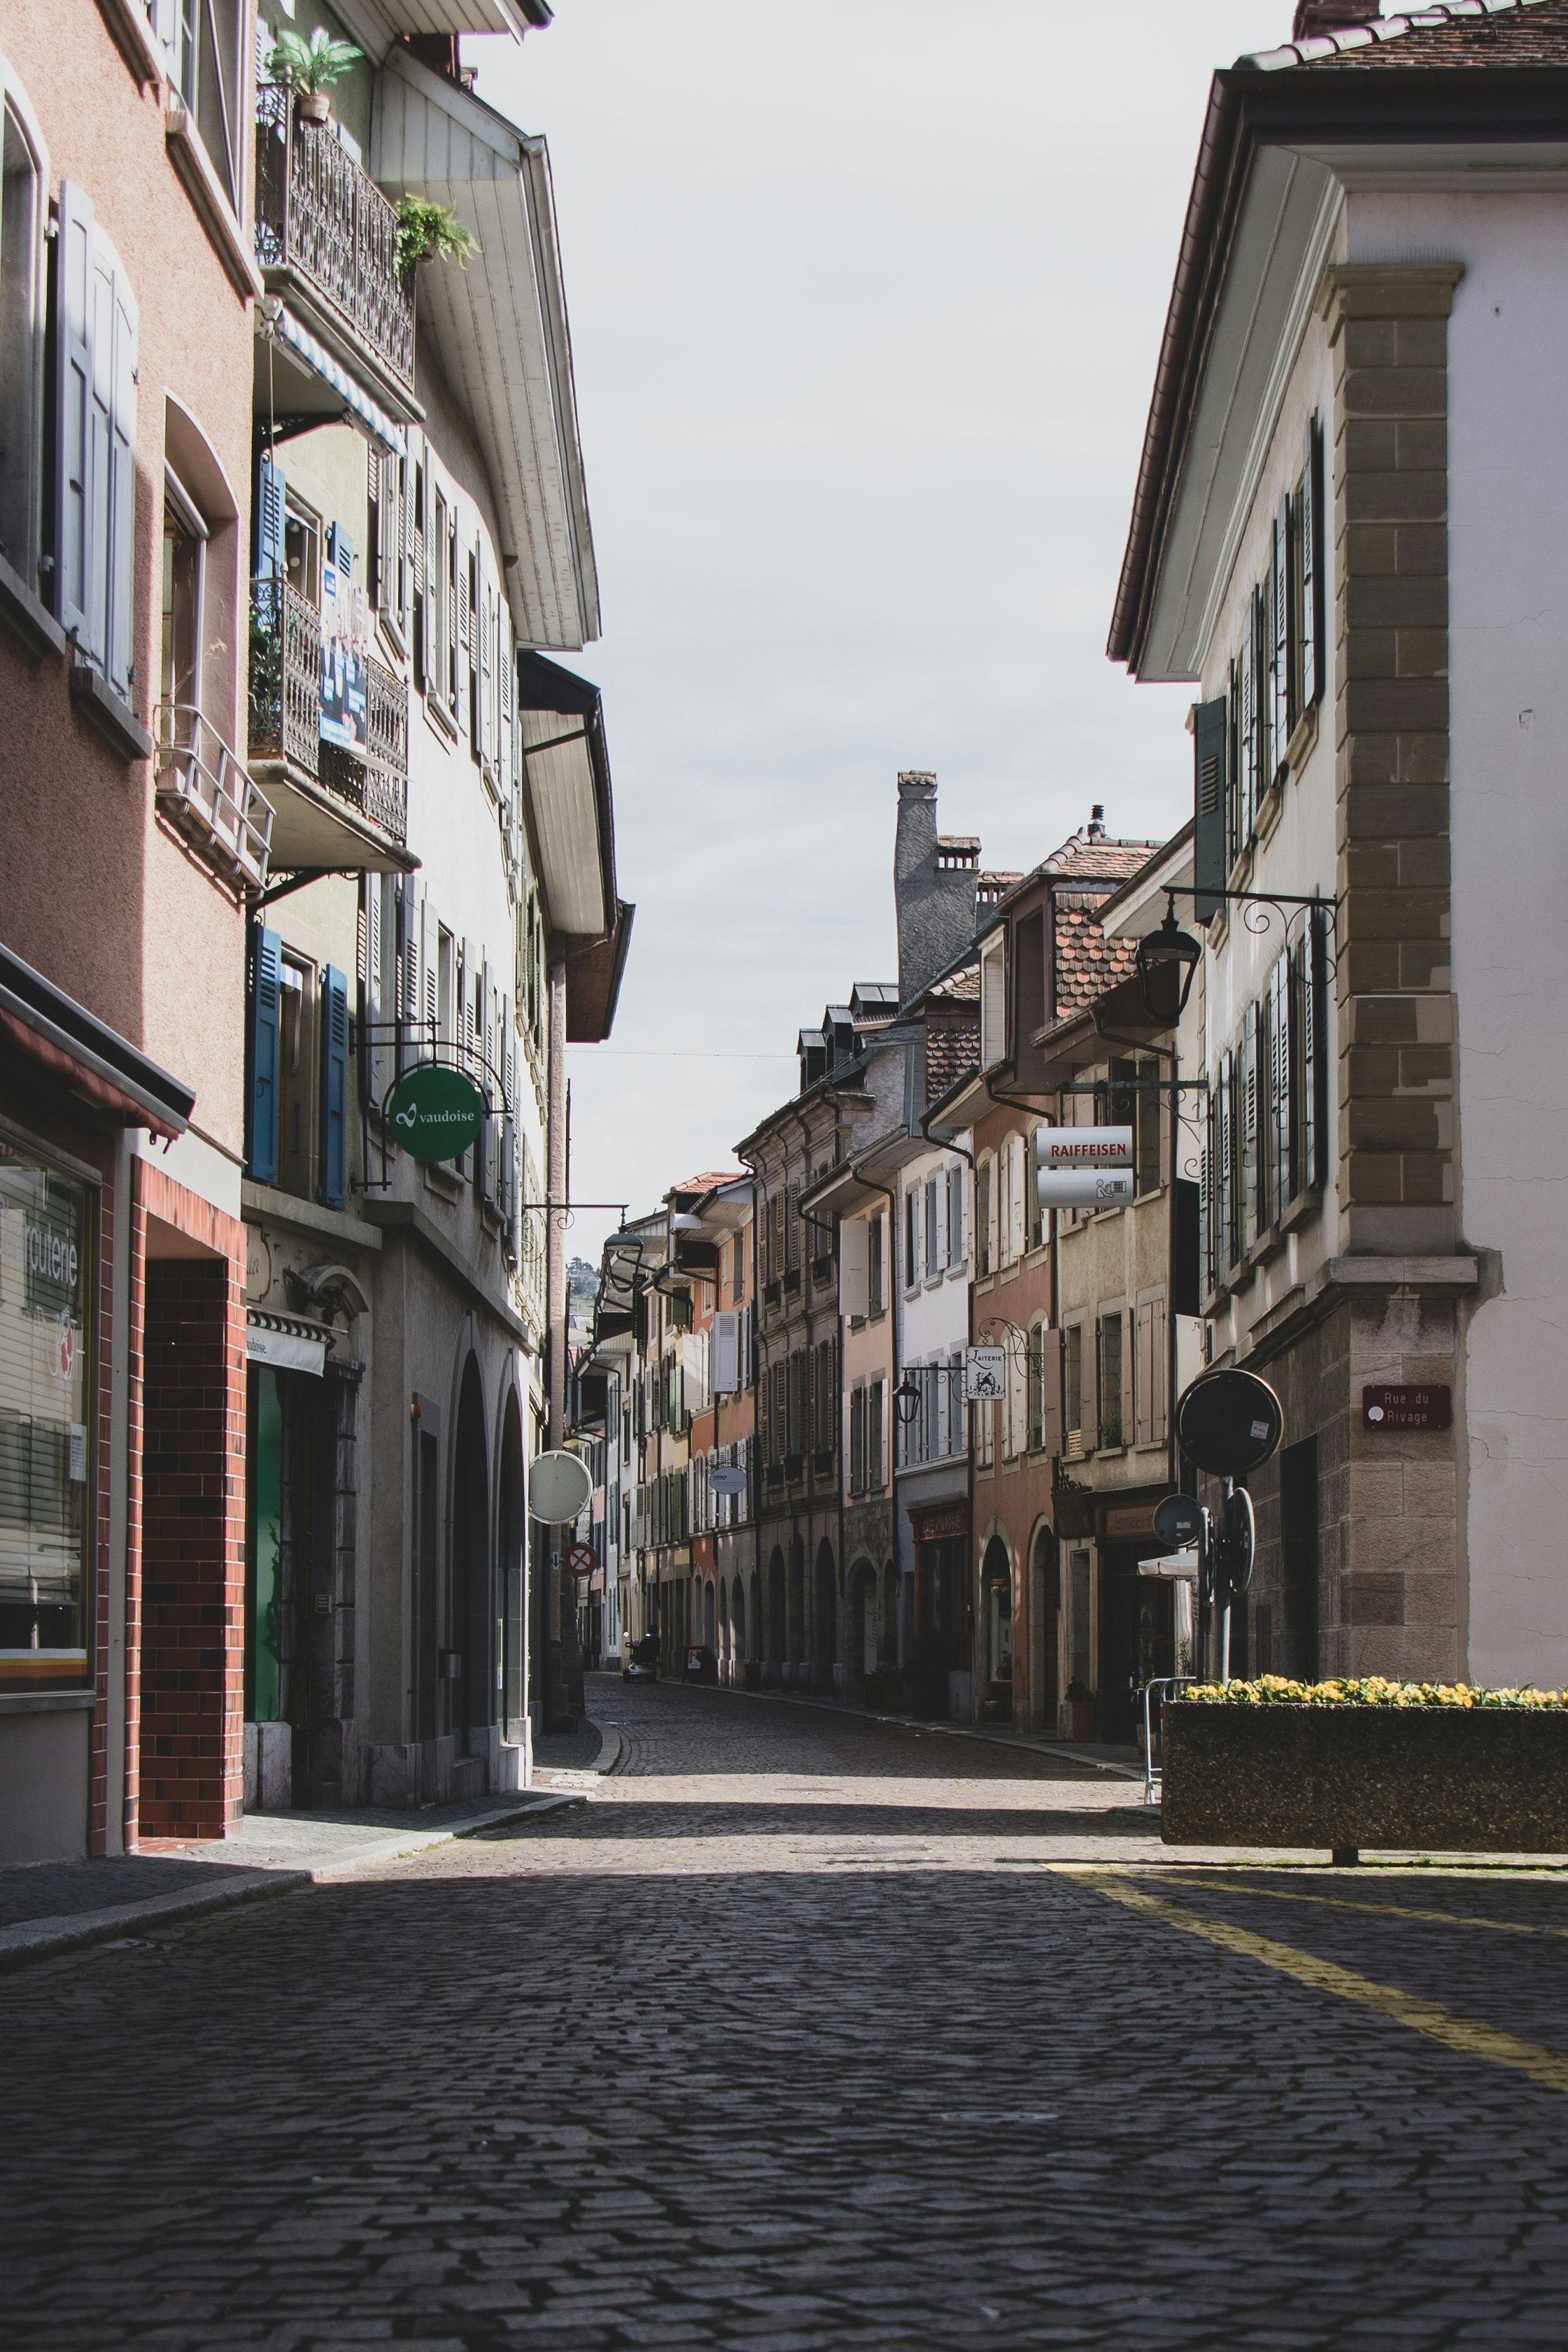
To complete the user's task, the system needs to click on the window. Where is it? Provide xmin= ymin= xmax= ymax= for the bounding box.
xmin=849 ymin=1386 xmax=865 ymax=1494
xmin=975 ymin=1155 xmax=994 ymax=1278
xmin=1028 ymin=1323 xmax=1045 ymax=1452
xmin=52 ymin=184 xmax=137 ymax=701
xmin=1064 ymin=1321 xmax=1084 ymax=1446
xmin=160 ymin=465 xmax=206 ymax=711
xmin=0 ymin=87 xmax=45 ymax=584
xmin=0 ymin=1148 xmax=92 ymax=1691
xmin=904 ymin=1189 xmax=919 ymax=1291
xmin=868 ymin=1380 xmax=884 ymax=1491
xmin=947 ymin=1352 xmax=963 ymax=1459
xmin=924 ymin=1178 xmax=938 ymax=1279
xmin=154 ymin=0 xmax=246 ymax=212
xmin=868 ymin=1213 xmax=884 ymax=1317
xmin=1097 ymin=1311 xmax=1124 ymax=1451
xmin=1069 ymin=1549 xmax=1092 ymax=1693
xmin=945 ymin=1166 xmax=964 ymax=1268
xmin=815 ymin=1337 xmax=835 ymax=1452
xmin=1133 ymin=1295 xmax=1167 ymax=1446
xmin=1202 ymin=910 xmax=1327 ymax=1295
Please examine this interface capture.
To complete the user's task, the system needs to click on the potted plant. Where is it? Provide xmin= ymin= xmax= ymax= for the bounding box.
xmin=267 ymin=27 xmax=363 ymax=126
xmin=395 ymin=196 xmax=481 ymax=276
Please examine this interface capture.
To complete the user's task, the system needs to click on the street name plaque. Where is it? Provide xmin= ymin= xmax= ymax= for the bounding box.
xmin=1362 ymin=1384 xmax=1452 ymax=1432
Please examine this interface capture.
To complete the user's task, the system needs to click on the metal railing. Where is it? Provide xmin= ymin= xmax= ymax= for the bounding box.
xmin=1140 ymin=1675 xmax=1200 ymax=1807
xmin=254 ymin=83 xmax=415 ymax=393
xmin=249 ymin=578 xmax=322 ymax=777
xmin=251 ymin=584 xmax=409 ymax=847
xmin=155 ymin=705 xmax=274 ymax=892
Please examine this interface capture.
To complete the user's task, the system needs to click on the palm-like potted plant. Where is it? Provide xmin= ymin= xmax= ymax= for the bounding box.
xmin=267 ymin=27 xmax=363 ymax=126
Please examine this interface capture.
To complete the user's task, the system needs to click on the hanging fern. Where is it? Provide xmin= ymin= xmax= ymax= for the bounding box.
xmin=395 ymin=197 xmax=481 ymax=276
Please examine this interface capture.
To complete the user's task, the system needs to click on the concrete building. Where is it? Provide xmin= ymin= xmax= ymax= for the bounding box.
xmin=1110 ymin=0 xmax=1568 ymax=1687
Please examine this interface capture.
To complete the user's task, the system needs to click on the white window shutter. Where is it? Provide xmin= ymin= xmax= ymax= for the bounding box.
xmin=52 ymin=183 xmax=94 ymax=647
xmin=982 ymin=944 xmax=1006 ymax=1068
xmin=711 ymin=1311 xmax=740 ymax=1395
xmin=839 ymin=1217 xmax=868 ymax=1319
xmin=103 ymin=235 xmax=136 ymax=701
xmin=1008 ymin=1134 xmax=1026 ymax=1262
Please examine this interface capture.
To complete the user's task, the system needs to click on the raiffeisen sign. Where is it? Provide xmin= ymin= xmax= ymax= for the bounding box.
xmin=1034 ymin=1125 xmax=1131 ymax=1169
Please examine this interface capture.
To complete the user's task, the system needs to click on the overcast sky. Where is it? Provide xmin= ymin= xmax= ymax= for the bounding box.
xmin=475 ymin=1 xmax=1291 ymax=1269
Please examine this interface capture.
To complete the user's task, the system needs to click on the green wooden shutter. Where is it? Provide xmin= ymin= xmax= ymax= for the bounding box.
xmin=1271 ymin=498 xmax=1291 ymax=773
xmin=246 ymin=926 xmax=281 ymax=1182
xmin=1192 ymin=695 xmax=1227 ymax=922
xmin=318 ymin=964 xmax=348 ymax=1209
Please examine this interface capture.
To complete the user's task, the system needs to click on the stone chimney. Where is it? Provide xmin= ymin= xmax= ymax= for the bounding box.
xmin=894 ymin=772 xmax=978 ymax=1008
xmin=1292 ymin=0 xmax=1379 ymax=36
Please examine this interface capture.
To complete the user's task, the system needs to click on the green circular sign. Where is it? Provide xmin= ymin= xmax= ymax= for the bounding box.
xmin=385 ymin=1064 xmax=487 ymax=1162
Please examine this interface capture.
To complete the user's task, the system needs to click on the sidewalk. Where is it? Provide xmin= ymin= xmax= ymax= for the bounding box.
xmin=0 ymin=1786 xmax=581 ymax=1975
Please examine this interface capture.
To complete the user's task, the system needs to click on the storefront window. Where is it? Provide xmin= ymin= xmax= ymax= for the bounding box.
xmin=0 ymin=1151 xmax=92 ymax=1687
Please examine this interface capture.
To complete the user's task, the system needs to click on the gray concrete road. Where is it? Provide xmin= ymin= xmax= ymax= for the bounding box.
xmin=5 ymin=1674 xmax=1568 ymax=2349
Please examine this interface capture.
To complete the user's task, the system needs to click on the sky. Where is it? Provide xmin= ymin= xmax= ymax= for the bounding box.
xmin=474 ymin=0 xmax=1292 ymax=1272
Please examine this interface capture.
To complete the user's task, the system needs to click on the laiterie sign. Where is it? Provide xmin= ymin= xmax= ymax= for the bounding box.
xmin=1363 ymin=1384 xmax=1452 ymax=1432
xmin=384 ymin=1064 xmax=486 ymax=1162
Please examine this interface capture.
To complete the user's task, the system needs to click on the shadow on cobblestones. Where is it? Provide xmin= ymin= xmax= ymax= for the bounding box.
xmin=6 ymin=1678 xmax=1568 ymax=2351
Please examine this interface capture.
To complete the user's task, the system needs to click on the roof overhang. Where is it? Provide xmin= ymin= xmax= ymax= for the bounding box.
xmin=516 ymin=651 xmax=616 ymax=941
xmin=566 ymin=901 xmax=634 ymax=1043
xmin=1095 ymin=824 xmax=1195 ymax=943
xmin=1110 ymin=57 xmax=1568 ymax=679
xmin=374 ymin=50 xmax=599 ymax=651
xmin=251 ymin=759 xmax=421 ymax=875
xmin=331 ymin=1 xmax=549 ymax=66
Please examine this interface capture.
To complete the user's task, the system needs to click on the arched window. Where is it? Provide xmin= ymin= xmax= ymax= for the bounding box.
xmin=0 ymin=63 xmax=46 ymax=591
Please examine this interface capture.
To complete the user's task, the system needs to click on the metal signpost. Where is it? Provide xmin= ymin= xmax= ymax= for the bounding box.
xmin=1171 ymin=1367 xmax=1284 ymax=1685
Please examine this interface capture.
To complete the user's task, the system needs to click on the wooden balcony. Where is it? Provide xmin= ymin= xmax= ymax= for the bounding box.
xmin=254 ymin=85 xmax=416 ymax=407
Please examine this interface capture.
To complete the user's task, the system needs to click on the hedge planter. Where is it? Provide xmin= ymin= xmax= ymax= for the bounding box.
xmin=1162 ymin=1701 xmax=1568 ymax=1854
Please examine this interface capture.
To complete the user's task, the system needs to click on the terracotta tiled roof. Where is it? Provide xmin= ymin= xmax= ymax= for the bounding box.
xmin=1053 ymin=906 xmax=1140 ymax=1019
xmin=1244 ymin=0 xmax=1568 ymax=70
xmin=926 ymin=1013 xmax=982 ymax=1101
xmin=1045 ymin=829 xmax=1162 ymax=880
xmin=927 ymin=966 xmax=980 ymax=1003
xmin=669 ymin=1169 xmax=746 ymax=1199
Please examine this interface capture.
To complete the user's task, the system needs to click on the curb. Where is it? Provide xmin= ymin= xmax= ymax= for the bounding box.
xmin=533 ymin=1719 xmax=621 ymax=1782
xmin=0 ymin=1791 xmax=585 ymax=1976
xmin=656 ymin=1679 xmax=1147 ymax=1783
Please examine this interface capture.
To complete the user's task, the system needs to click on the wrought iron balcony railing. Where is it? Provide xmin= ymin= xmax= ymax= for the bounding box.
xmin=155 ymin=705 xmax=274 ymax=892
xmin=249 ymin=579 xmax=409 ymax=847
xmin=254 ymin=84 xmax=415 ymax=395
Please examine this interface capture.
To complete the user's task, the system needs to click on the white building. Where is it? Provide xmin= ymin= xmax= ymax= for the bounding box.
xmin=1110 ymin=0 xmax=1568 ymax=1687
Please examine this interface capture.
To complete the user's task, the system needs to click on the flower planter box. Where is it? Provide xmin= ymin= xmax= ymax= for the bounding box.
xmin=1162 ymin=1702 xmax=1568 ymax=1853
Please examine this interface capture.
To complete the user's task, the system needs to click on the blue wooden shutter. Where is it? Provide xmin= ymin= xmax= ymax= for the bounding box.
xmin=1192 ymin=695 xmax=1227 ymax=922
xmin=255 ymin=451 xmax=285 ymax=583
xmin=104 ymin=244 xmax=138 ymax=703
xmin=319 ymin=964 xmax=348 ymax=1209
xmin=246 ymin=927 xmax=282 ymax=1182
xmin=52 ymin=181 xmax=94 ymax=643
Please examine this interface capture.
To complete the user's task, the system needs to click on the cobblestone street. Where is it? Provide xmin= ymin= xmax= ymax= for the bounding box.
xmin=8 ymin=1677 xmax=1568 ymax=2350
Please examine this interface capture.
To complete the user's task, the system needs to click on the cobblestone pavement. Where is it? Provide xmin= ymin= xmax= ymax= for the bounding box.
xmin=6 ymin=1676 xmax=1568 ymax=2350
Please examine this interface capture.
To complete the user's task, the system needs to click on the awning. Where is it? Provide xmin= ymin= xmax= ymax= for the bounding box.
xmin=516 ymin=652 xmax=616 ymax=941
xmin=0 ymin=943 xmax=192 ymax=1138
xmin=246 ymin=1309 xmax=331 ymax=1377
xmin=265 ymin=307 xmax=405 ymax=456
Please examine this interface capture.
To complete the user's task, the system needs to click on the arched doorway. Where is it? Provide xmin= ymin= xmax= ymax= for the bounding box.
xmin=497 ymin=1387 xmax=525 ymax=1743
xmin=813 ymin=1540 xmax=838 ymax=1693
xmin=981 ymin=1535 xmax=1014 ymax=1724
xmin=703 ymin=1576 xmax=716 ymax=1653
xmin=766 ymin=1547 xmax=786 ymax=1686
xmin=450 ymin=1355 xmax=490 ymax=1754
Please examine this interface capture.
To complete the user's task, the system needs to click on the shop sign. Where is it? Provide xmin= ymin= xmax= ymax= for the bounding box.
xmin=1363 ymin=1384 xmax=1451 ymax=1432
xmin=910 ymin=1502 xmax=968 ymax=1542
xmin=1036 ymin=1168 xmax=1135 ymax=1210
xmin=1105 ymin=1503 xmax=1158 ymax=1540
xmin=1035 ymin=1125 xmax=1132 ymax=1169
xmin=964 ymin=1346 xmax=1005 ymax=1401
xmin=246 ymin=1318 xmax=325 ymax=1377
xmin=709 ymin=1464 xmax=747 ymax=1495
xmin=385 ymin=1064 xmax=486 ymax=1162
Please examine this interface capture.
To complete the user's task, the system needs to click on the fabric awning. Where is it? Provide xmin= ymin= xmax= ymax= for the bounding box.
xmin=269 ymin=307 xmax=405 ymax=455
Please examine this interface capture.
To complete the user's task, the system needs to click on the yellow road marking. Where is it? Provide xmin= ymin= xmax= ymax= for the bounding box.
xmin=1059 ymin=1867 xmax=1568 ymax=2097
xmin=1149 ymin=1874 xmax=1568 ymax=1942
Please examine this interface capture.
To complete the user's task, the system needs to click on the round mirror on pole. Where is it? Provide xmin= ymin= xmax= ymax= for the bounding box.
xmin=1174 ymin=1367 xmax=1284 ymax=1479
xmin=528 ymin=1449 xmax=594 ymax=1525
